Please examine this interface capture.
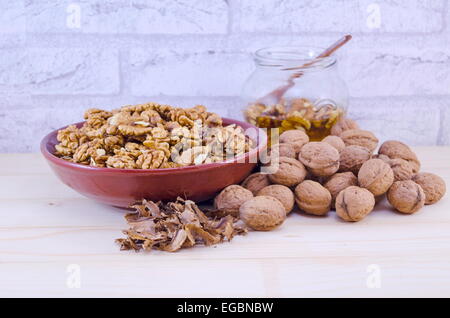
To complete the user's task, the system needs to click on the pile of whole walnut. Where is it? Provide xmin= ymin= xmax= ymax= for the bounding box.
xmin=214 ymin=117 xmax=446 ymax=230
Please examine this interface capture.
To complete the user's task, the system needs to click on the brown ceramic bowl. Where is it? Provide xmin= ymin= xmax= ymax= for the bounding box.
xmin=41 ymin=118 xmax=267 ymax=208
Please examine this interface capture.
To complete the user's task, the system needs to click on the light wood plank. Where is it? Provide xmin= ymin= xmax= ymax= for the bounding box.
xmin=0 ymin=148 xmax=449 ymax=297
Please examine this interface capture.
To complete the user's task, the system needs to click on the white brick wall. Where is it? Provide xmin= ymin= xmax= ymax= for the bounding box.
xmin=0 ymin=0 xmax=449 ymax=152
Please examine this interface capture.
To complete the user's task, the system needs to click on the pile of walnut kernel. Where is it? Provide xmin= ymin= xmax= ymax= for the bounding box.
xmin=55 ymin=103 xmax=253 ymax=169
xmin=214 ymin=116 xmax=446 ymax=230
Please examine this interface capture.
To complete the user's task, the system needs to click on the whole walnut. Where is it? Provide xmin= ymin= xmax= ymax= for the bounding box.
xmin=239 ymin=196 xmax=286 ymax=231
xmin=257 ymin=184 xmax=295 ymax=214
xmin=322 ymin=135 xmax=345 ymax=152
xmin=323 ymin=172 xmax=358 ymax=208
xmin=335 ymin=186 xmax=375 ymax=222
xmin=271 ymin=143 xmax=296 ymax=159
xmin=214 ymin=185 xmax=254 ymax=215
xmin=387 ymin=180 xmax=425 ymax=214
xmin=241 ymin=172 xmax=271 ymax=195
xmin=298 ymin=142 xmax=340 ymax=177
xmin=279 ymin=130 xmax=309 ymax=153
xmin=412 ymin=172 xmax=446 ymax=205
xmin=372 ymin=153 xmax=391 ymax=163
xmin=268 ymin=156 xmax=307 ymax=187
xmin=358 ymin=159 xmax=394 ymax=196
xmin=339 ymin=145 xmax=372 ymax=174
xmin=340 ymin=129 xmax=379 ymax=153
xmin=389 ymin=158 xmax=414 ymax=182
xmin=294 ymin=180 xmax=332 ymax=216
xmin=379 ymin=140 xmax=420 ymax=173
xmin=331 ymin=117 xmax=359 ymax=136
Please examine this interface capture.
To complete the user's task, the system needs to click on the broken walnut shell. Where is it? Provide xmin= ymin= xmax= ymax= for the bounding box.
xmin=294 ymin=180 xmax=332 ymax=216
xmin=298 ymin=142 xmax=340 ymax=177
xmin=379 ymin=140 xmax=420 ymax=173
xmin=339 ymin=145 xmax=372 ymax=174
xmin=335 ymin=186 xmax=375 ymax=222
xmin=387 ymin=180 xmax=425 ymax=214
xmin=358 ymin=159 xmax=394 ymax=196
xmin=257 ymin=184 xmax=295 ymax=214
xmin=412 ymin=172 xmax=446 ymax=205
xmin=214 ymin=185 xmax=254 ymax=215
xmin=268 ymin=156 xmax=307 ymax=187
xmin=239 ymin=196 xmax=286 ymax=231
xmin=241 ymin=172 xmax=272 ymax=195
xmin=340 ymin=129 xmax=379 ymax=153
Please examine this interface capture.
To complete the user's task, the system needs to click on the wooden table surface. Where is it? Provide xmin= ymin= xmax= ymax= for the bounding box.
xmin=0 ymin=147 xmax=449 ymax=298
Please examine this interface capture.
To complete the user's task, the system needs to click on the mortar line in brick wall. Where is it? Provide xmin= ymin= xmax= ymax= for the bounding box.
xmin=23 ymin=95 xmax=450 ymax=103
xmin=23 ymin=31 xmax=447 ymax=44
xmin=437 ymin=106 xmax=446 ymax=145
xmin=224 ymin=0 xmax=233 ymax=34
xmin=118 ymin=49 xmax=130 ymax=96
xmin=443 ymin=0 xmax=449 ymax=33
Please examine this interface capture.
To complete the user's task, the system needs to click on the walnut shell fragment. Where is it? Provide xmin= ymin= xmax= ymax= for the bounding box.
xmin=379 ymin=140 xmax=420 ymax=173
xmin=268 ymin=156 xmax=307 ymax=187
xmin=339 ymin=145 xmax=371 ymax=174
xmin=116 ymin=198 xmax=247 ymax=252
xmin=279 ymin=129 xmax=309 ymax=153
xmin=387 ymin=180 xmax=425 ymax=214
xmin=294 ymin=180 xmax=332 ymax=216
xmin=239 ymin=196 xmax=286 ymax=231
xmin=298 ymin=142 xmax=340 ymax=177
xmin=257 ymin=185 xmax=295 ymax=214
xmin=412 ymin=173 xmax=446 ymax=205
xmin=323 ymin=172 xmax=358 ymax=208
xmin=241 ymin=172 xmax=271 ymax=195
xmin=335 ymin=186 xmax=375 ymax=222
xmin=358 ymin=159 xmax=394 ymax=196
xmin=214 ymin=185 xmax=254 ymax=216
xmin=340 ymin=129 xmax=379 ymax=153
xmin=330 ymin=117 xmax=359 ymax=136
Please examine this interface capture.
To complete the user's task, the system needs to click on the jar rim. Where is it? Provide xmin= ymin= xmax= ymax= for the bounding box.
xmin=254 ymin=46 xmax=337 ymax=70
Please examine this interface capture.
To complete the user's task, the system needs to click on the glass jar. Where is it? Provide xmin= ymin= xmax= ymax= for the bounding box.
xmin=241 ymin=46 xmax=349 ymax=141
